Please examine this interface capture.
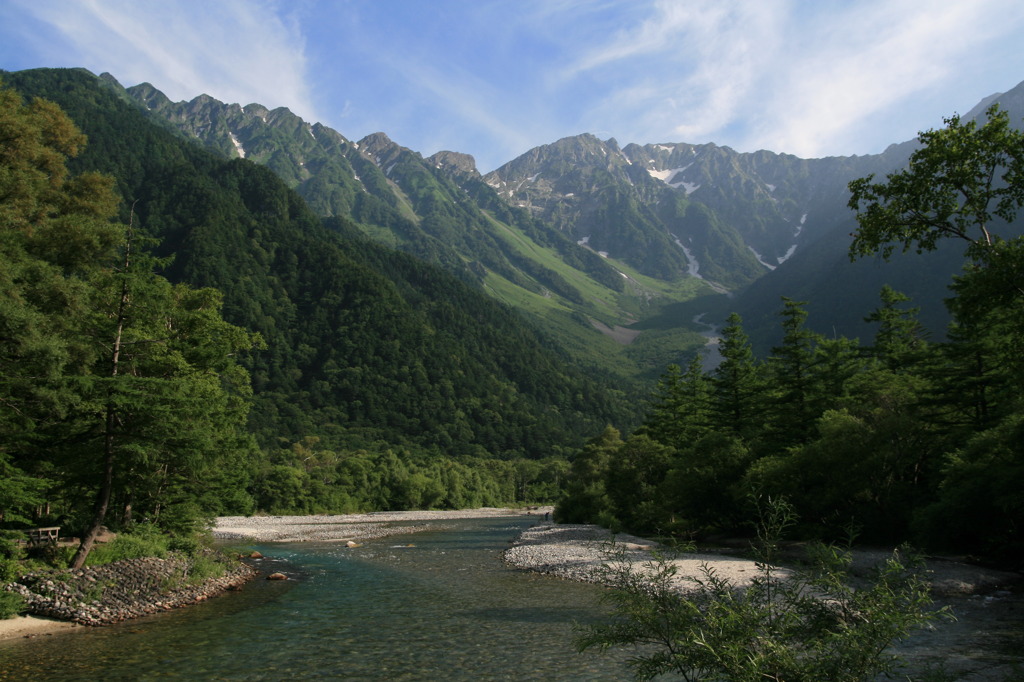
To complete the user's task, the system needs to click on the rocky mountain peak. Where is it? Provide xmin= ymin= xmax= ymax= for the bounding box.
xmin=124 ymin=82 xmax=172 ymax=110
xmin=427 ymin=150 xmax=479 ymax=177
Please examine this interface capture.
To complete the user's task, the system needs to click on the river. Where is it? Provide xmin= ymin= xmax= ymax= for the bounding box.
xmin=0 ymin=517 xmax=639 ymax=680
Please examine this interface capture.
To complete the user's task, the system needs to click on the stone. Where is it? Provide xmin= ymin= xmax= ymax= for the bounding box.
xmin=266 ymin=572 xmax=288 ymax=581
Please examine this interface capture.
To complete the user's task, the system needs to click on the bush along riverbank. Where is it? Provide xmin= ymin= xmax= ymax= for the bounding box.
xmin=4 ymin=550 xmax=257 ymax=626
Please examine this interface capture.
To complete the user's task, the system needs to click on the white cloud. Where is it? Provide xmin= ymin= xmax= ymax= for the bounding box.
xmin=11 ymin=0 xmax=319 ymax=121
xmin=551 ymin=0 xmax=1024 ymax=157
xmin=5 ymin=0 xmax=1023 ymax=167
xmin=747 ymin=0 xmax=1024 ymax=157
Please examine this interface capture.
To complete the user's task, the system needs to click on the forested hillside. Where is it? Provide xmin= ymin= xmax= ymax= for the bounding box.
xmin=0 ymin=69 xmax=638 ymax=547
xmin=118 ymin=76 xmax=714 ymax=379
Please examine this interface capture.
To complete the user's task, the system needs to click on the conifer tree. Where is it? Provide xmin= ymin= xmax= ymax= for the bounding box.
xmin=0 ymin=81 xmax=258 ymax=563
xmin=766 ymin=298 xmax=821 ymax=448
xmin=711 ymin=313 xmax=763 ymax=438
xmin=864 ymin=285 xmax=928 ymax=369
xmin=641 ymin=355 xmax=712 ymax=449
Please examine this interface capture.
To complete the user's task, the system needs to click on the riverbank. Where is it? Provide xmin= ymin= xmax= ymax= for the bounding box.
xmin=502 ymin=522 xmax=1024 ymax=680
xmin=502 ymin=522 xmax=1021 ymax=596
xmin=2 ymin=551 xmax=256 ymax=640
xmin=212 ymin=506 xmax=547 ymax=543
xmin=0 ymin=614 xmax=79 ymax=640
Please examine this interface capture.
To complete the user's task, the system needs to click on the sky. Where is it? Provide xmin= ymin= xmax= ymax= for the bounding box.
xmin=2 ymin=0 xmax=1023 ymax=173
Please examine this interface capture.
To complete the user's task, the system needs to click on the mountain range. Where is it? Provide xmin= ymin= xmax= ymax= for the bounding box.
xmin=108 ymin=72 xmax=1024 ymax=361
xmin=7 ymin=66 xmax=1024 ymax=390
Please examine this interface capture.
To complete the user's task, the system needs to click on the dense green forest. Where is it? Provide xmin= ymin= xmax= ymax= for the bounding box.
xmin=0 ymin=70 xmax=636 ymax=565
xmin=557 ymin=106 xmax=1024 ymax=565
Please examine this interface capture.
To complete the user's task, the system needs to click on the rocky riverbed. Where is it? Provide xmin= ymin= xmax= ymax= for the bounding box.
xmin=4 ymin=551 xmax=256 ymax=627
xmin=212 ymin=507 xmax=541 ymax=543
xmin=502 ymin=523 xmax=772 ymax=588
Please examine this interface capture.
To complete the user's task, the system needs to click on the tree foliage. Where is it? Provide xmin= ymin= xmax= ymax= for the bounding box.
xmin=848 ymin=104 xmax=1024 ymax=261
xmin=0 ymin=79 xmax=259 ymax=564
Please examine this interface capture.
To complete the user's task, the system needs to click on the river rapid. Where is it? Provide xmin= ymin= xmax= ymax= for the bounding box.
xmin=0 ymin=516 xmax=638 ymax=681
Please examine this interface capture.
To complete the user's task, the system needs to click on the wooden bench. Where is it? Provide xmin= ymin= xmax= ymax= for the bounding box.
xmin=26 ymin=526 xmax=61 ymax=546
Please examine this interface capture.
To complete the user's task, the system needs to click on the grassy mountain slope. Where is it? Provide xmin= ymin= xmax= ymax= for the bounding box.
xmin=111 ymin=78 xmax=720 ymax=376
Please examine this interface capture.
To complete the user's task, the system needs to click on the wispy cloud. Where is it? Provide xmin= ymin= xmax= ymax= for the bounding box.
xmin=749 ymin=0 xmax=1024 ymax=156
xmin=3 ymin=0 xmax=1022 ymax=166
xmin=8 ymin=0 xmax=319 ymax=120
xmin=550 ymin=0 xmax=1024 ymax=156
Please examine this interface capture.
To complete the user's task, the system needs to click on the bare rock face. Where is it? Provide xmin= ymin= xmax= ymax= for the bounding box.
xmin=427 ymin=150 xmax=479 ymax=177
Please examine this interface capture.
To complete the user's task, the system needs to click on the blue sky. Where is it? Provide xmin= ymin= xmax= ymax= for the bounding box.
xmin=2 ymin=0 xmax=1023 ymax=173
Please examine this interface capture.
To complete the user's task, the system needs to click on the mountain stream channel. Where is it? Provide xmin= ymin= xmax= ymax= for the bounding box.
xmin=1 ymin=514 xmax=1022 ymax=680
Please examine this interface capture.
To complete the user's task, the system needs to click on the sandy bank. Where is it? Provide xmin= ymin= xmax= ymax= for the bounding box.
xmin=0 ymin=614 xmax=78 ymax=642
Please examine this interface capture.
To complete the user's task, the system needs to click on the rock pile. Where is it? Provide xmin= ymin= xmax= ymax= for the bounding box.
xmin=4 ymin=551 xmax=257 ymax=626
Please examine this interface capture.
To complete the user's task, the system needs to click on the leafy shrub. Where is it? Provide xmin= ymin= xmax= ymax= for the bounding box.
xmin=184 ymin=553 xmax=227 ymax=585
xmin=575 ymin=498 xmax=952 ymax=681
xmin=0 ymin=590 xmax=24 ymax=619
xmin=167 ymin=534 xmax=204 ymax=557
xmin=85 ymin=525 xmax=169 ymax=565
xmin=0 ymin=531 xmax=27 ymax=582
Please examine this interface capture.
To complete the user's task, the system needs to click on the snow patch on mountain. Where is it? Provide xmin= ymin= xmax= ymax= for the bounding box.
xmin=654 ymin=144 xmax=674 ymax=151
xmin=749 ymin=247 xmax=777 ymax=271
xmin=647 ymin=167 xmax=683 ymax=183
xmin=672 ymin=234 xmax=703 ymax=279
xmin=226 ymin=130 xmax=243 ymax=157
xmin=778 ymin=244 xmax=798 ymax=264
xmin=672 ymin=180 xmax=701 ymax=195
xmin=647 ymin=164 xmax=699 ymax=194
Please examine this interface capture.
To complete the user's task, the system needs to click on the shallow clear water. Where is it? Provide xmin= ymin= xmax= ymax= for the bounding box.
xmin=0 ymin=517 xmax=641 ymax=681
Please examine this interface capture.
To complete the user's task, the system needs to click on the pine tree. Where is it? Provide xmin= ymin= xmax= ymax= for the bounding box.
xmin=711 ymin=313 xmax=763 ymax=439
xmin=765 ymin=298 xmax=821 ymax=448
xmin=864 ymin=285 xmax=928 ymax=370
xmin=641 ymin=355 xmax=712 ymax=449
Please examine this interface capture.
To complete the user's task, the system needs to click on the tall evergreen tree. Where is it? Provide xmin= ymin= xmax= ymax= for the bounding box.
xmin=0 ymin=81 xmax=258 ymax=563
xmin=864 ymin=285 xmax=928 ymax=370
xmin=640 ymin=355 xmax=712 ymax=449
xmin=711 ymin=313 xmax=763 ymax=439
xmin=765 ymin=298 xmax=820 ymax=448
